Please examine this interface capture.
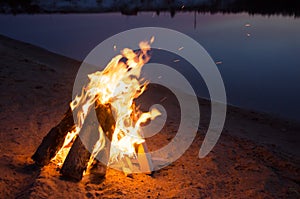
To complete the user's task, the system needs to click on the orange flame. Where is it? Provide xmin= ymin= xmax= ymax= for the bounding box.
xmin=52 ymin=37 xmax=160 ymax=173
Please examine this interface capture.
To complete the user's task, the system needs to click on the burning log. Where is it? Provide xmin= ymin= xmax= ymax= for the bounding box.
xmin=90 ymin=103 xmax=116 ymax=181
xmin=32 ymin=39 xmax=159 ymax=182
xmin=60 ymin=103 xmax=115 ymax=182
xmin=32 ymin=108 xmax=75 ymax=166
xmin=137 ymin=142 xmax=153 ymax=175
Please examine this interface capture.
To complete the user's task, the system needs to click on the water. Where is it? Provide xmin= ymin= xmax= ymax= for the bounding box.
xmin=0 ymin=12 xmax=299 ymax=121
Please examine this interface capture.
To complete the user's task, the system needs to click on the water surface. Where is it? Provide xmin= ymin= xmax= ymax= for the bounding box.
xmin=0 ymin=12 xmax=299 ymax=121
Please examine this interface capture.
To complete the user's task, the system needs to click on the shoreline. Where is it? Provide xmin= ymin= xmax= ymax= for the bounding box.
xmin=0 ymin=34 xmax=299 ymax=198
xmin=1 ymin=33 xmax=299 ymax=157
xmin=1 ymin=33 xmax=299 ymax=124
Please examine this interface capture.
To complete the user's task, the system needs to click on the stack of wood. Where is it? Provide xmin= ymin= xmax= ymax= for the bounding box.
xmin=32 ymin=101 xmax=153 ymax=182
xmin=32 ymin=102 xmax=115 ymax=181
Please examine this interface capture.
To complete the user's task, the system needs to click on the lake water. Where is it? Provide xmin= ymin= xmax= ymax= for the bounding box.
xmin=0 ymin=12 xmax=299 ymax=121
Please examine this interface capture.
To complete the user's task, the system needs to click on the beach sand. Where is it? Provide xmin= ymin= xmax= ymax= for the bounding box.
xmin=0 ymin=34 xmax=299 ymax=198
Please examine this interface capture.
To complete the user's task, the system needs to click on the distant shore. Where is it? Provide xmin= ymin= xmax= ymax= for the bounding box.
xmin=1 ymin=0 xmax=299 ymax=17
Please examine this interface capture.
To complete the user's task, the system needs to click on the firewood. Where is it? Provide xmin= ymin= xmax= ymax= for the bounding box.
xmin=89 ymin=103 xmax=115 ymax=183
xmin=32 ymin=108 xmax=75 ymax=166
xmin=60 ymin=103 xmax=115 ymax=182
xmin=60 ymin=132 xmax=94 ymax=181
xmin=137 ymin=142 xmax=153 ymax=175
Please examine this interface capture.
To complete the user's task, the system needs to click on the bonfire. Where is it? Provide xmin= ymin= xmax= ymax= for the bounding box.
xmin=32 ymin=38 xmax=160 ymax=181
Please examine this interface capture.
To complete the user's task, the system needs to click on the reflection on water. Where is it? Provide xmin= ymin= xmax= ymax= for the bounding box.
xmin=1 ymin=0 xmax=300 ymax=18
xmin=0 ymin=12 xmax=299 ymax=121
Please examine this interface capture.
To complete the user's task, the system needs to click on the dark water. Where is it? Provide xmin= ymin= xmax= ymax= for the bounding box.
xmin=0 ymin=12 xmax=299 ymax=121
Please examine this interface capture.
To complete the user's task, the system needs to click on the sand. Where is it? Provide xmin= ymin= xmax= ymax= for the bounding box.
xmin=0 ymin=34 xmax=299 ymax=198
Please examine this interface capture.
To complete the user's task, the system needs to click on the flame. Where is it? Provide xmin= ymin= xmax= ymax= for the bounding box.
xmin=52 ymin=37 xmax=160 ymax=173
xmin=51 ymin=127 xmax=79 ymax=166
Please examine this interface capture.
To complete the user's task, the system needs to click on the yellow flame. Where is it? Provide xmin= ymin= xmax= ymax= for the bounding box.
xmin=51 ymin=127 xmax=79 ymax=166
xmin=52 ymin=38 xmax=160 ymax=172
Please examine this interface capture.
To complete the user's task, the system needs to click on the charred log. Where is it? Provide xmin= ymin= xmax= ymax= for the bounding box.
xmin=60 ymin=103 xmax=115 ymax=182
xmin=89 ymin=103 xmax=115 ymax=183
xmin=32 ymin=108 xmax=75 ymax=166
